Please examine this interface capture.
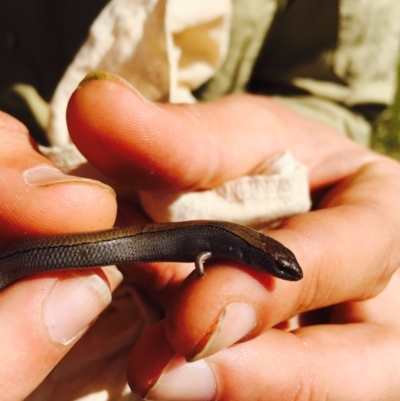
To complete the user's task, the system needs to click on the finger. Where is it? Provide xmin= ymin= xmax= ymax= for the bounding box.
xmin=128 ymin=322 xmax=400 ymax=401
xmin=67 ymin=74 xmax=279 ymax=191
xmin=0 ymin=112 xmax=122 ymax=398
xmin=0 ymin=271 xmax=117 ymax=400
xmin=161 ymin=155 xmax=400 ymax=359
xmin=66 ymin=72 xmax=367 ymax=192
xmin=330 ymin=268 xmax=400 ymax=325
xmin=128 ymin=273 xmax=400 ymax=400
xmin=114 ymin=198 xmax=195 ymax=306
xmin=0 ymin=111 xmax=117 ymax=241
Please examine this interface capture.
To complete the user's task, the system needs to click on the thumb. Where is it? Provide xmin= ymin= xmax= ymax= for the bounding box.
xmin=66 ymin=72 xmax=287 ymax=191
xmin=0 ymin=269 xmax=120 ymax=400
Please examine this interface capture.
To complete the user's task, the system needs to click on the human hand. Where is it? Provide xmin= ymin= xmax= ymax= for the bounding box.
xmin=66 ymin=75 xmax=400 ymax=400
xmin=0 ymin=111 xmax=121 ymax=400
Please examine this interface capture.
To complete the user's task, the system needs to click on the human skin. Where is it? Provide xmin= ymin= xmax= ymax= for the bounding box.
xmin=0 ymin=111 xmax=120 ymax=400
xmin=1 ymin=75 xmax=400 ymax=400
xmin=68 ymin=77 xmax=400 ymax=400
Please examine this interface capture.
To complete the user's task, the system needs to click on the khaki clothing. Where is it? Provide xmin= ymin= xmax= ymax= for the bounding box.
xmin=197 ymin=0 xmax=400 ymax=146
xmin=0 ymin=0 xmax=399 ymax=147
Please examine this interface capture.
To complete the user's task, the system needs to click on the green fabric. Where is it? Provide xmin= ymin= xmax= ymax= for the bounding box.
xmin=196 ymin=0 xmax=400 ymax=145
xmin=0 ymin=84 xmax=50 ymax=145
xmin=1 ymin=0 xmax=399 ymax=146
xmin=195 ymin=0 xmax=281 ymax=101
xmin=275 ymin=95 xmax=371 ymax=146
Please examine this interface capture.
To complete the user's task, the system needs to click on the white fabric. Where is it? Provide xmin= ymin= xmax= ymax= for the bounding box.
xmin=46 ymin=0 xmax=231 ymax=146
xmin=140 ymin=151 xmax=310 ymax=226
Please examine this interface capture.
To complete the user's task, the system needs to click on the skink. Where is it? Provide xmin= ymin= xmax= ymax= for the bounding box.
xmin=0 ymin=220 xmax=302 ymax=290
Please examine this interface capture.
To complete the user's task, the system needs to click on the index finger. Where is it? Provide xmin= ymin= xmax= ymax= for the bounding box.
xmin=67 ymin=74 xmax=400 ymax=357
xmin=164 ymin=153 xmax=400 ymax=360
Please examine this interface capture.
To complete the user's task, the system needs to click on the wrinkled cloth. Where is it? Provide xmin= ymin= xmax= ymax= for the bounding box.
xmin=46 ymin=0 xmax=232 ymax=147
xmin=140 ymin=151 xmax=310 ymax=227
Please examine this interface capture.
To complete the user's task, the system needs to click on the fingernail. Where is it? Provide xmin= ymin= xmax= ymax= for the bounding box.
xmin=44 ymin=273 xmax=112 ymax=345
xmin=189 ymin=302 xmax=257 ymax=361
xmin=101 ymin=265 xmax=124 ymax=291
xmin=145 ymin=354 xmax=216 ymax=401
xmin=23 ymin=165 xmax=115 ymax=195
xmin=78 ymin=71 xmax=152 ymax=103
